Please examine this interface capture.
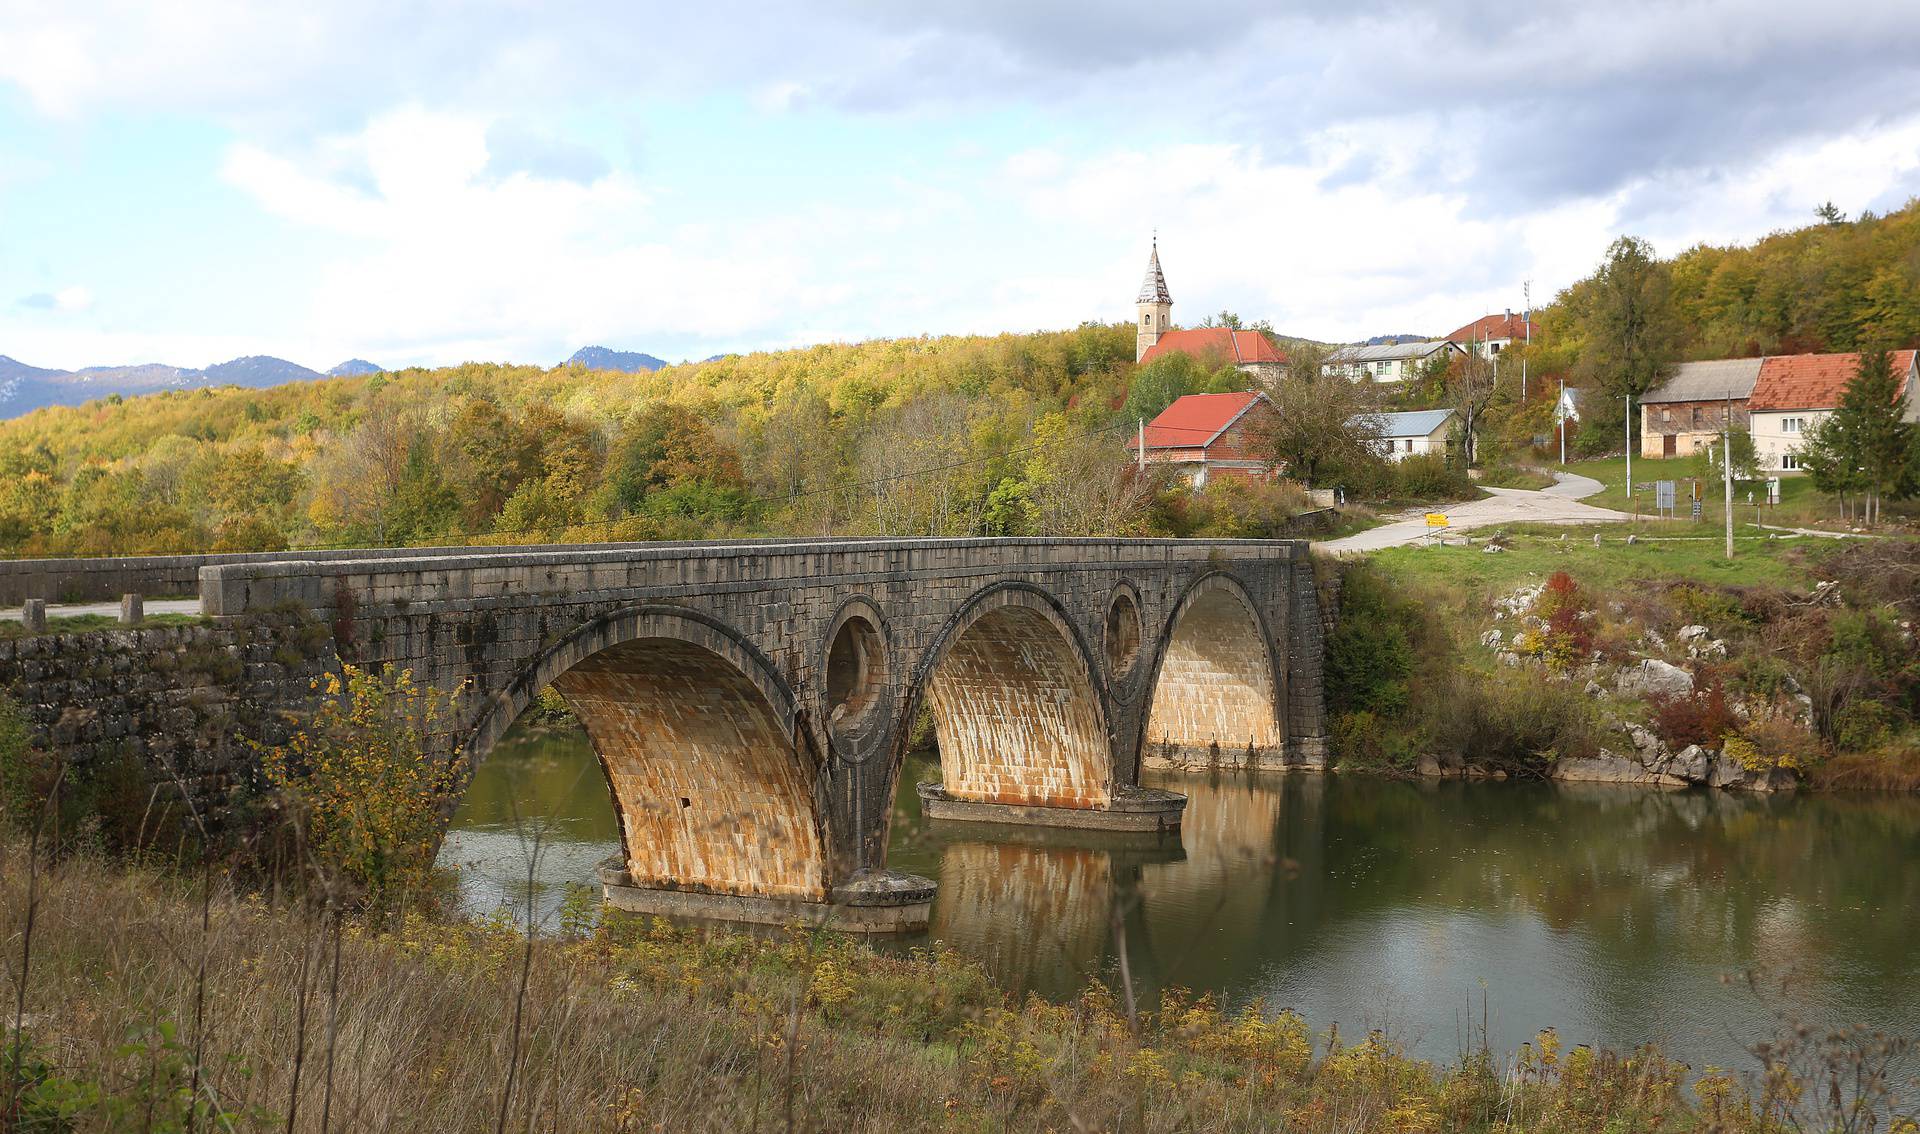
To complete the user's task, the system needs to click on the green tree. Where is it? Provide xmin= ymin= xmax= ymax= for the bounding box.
xmin=1574 ymin=237 xmax=1684 ymax=424
xmin=1690 ymin=426 xmax=1760 ymax=484
xmin=1252 ymin=372 xmax=1385 ymax=489
xmin=1796 ymin=414 xmax=1869 ymax=523
xmin=1829 ymin=347 xmax=1916 ymax=525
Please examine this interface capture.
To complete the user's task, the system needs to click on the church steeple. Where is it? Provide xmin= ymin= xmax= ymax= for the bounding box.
xmin=1136 ymin=237 xmax=1173 ymax=361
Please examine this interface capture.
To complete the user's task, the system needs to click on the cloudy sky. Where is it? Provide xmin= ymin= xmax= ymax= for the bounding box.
xmin=4 ymin=1 xmax=1919 ymax=371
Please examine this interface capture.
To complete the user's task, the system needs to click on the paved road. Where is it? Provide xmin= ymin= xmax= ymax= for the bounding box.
xmin=1315 ymin=471 xmax=1628 ymax=554
xmin=2 ymin=597 xmax=201 ymax=622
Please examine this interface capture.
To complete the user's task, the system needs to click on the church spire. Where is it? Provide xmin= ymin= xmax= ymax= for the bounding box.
xmin=1135 ymin=237 xmax=1173 ymax=362
xmin=1137 ymin=237 xmax=1172 ymax=304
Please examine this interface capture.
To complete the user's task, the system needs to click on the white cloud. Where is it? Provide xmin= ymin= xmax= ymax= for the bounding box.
xmin=53 ymin=285 xmax=93 ymax=312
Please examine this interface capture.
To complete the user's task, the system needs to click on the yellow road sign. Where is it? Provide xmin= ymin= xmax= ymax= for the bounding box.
xmin=1425 ymin=513 xmax=1449 ymax=528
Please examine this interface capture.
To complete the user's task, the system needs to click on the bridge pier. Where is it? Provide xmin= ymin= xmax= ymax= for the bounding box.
xmin=598 ymin=858 xmax=934 ymax=933
xmin=915 ymin=782 xmax=1184 ymax=833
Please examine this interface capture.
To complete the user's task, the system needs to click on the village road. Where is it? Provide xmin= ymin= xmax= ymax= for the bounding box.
xmin=1315 ymin=471 xmax=1628 ymax=553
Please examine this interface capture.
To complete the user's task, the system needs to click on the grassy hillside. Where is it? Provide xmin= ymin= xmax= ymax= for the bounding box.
xmin=0 ymin=326 xmax=1159 ymax=556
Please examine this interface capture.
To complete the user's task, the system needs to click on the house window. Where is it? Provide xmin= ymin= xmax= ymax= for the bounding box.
xmin=1660 ymin=409 xmax=1672 ymax=424
xmin=1490 ymin=342 xmax=1502 ymax=354
xmin=1404 ymin=439 xmax=1414 ymax=452
xmin=1781 ymin=452 xmax=1800 ymax=471
xmin=1783 ymin=417 xmax=1803 ymax=434
xmin=1691 ymin=407 xmax=1703 ymax=428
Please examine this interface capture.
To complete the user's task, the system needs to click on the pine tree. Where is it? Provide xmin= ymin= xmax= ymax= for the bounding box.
xmin=1831 ymin=347 xmax=1915 ymax=525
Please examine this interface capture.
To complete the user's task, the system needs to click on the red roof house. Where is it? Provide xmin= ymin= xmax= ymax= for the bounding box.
xmin=1139 ymin=328 xmax=1287 ymax=372
xmin=1747 ymin=350 xmax=1919 ymax=473
xmin=1448 ymin=311 xmax=1538 ymax=356
xmin=1125 ymin=390 xmax=1278 ymax=487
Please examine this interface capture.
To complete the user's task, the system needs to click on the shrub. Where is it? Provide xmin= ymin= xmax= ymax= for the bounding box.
xmin=1389 ymin=452 xmax=1474 ymax=502
xmin=1331 ymin=709 xmax=1419 ymax=770
xmin=1668 ymin=583 xmax=1752 ymax=630
xmin=1518 ymin=571 xmax=1595 ymax=671
xmin=1325 ymin=563 xmax=1421 ymax=717
xmin=1649 ymin=679 xmax=1739 ymax=750
xmin=256 ymin=664 xmax=464 ymax=906
xmin=1182 ymin=477 xmax=1312 ymax=539
xmin=1423 ymin=671 xmax=1602 ymax=774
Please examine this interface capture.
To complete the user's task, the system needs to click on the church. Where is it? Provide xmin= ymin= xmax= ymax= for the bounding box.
xmin=1131 ymin=241 xmax=1287 ymax=380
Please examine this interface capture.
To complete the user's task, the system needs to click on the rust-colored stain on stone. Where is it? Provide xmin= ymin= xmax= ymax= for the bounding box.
xmin=1147 ymin=585 xmax=1281 ymax=754
xmin=929 ymin=604 xmax=1111 ymax=809
xmin=554 ymin=638 xmax=824 ymax=901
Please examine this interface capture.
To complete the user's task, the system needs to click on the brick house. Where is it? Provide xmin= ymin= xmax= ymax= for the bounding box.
xmin=1126 ymin=391 xmax=1278 ymax=488
xmin=1749 ymin=350 xmax=1919 ymax=473
xmin=1638 ymin=358 xmax=1760 ymax=458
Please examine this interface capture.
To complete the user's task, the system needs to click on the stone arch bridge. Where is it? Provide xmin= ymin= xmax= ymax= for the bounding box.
xmin=2 ymin=538 xmax=1326 ymax=928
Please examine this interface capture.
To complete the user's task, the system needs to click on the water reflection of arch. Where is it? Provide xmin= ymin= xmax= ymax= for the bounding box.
xmin=1129 ymin=772 xmax=1332 ymax=994
xmin=1137 ymin=572 xmax=1287 ymax=770
xmin=460 ymin=605 xmax=828 ymax=901
xmin=884 ymin=581 xmax=1114 ymax=822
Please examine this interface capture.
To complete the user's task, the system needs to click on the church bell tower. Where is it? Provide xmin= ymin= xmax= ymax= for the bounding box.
xmin=1136 ymin=238 xmax=1173 ymax=361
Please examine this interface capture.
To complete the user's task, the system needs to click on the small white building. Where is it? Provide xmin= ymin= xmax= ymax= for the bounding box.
xmin=1352 ymin=408 xmax=1456 ymax=461
xmin=1323 ymin=340 xmax=1465 ymax=384
xmin=1553 ymin=386 xmax=1589 ymax=425
xmin=1749 ymin=350 xmax=1919 ymax=472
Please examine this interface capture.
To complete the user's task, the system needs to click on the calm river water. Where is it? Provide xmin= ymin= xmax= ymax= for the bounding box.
xmin=436 ymin=723 xmax=1920 ymax=1072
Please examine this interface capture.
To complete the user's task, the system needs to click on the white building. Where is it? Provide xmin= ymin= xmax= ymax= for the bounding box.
xmin=1352 ymin=409 xmax=1456 ymax=461
xmin=1447 ymin=311 xmax=1539 ymax=359
xmin=1748 ymin=350 xmax=1919 ymax=473
xmin=1322 ymin=340 xmax=1464 ymax=384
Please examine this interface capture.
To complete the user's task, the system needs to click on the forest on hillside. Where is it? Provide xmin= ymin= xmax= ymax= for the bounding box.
xmin=3 ymin=200 xmax=1916 ymax=557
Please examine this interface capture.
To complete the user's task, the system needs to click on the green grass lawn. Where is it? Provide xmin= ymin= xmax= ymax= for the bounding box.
xmin=0 ymin=611 xmax=207 ymax=640
xmin=1366 ymin=522 xmax=1823 ymax=593
xmin=1555 ymin=453 xmax=1910 ymax=530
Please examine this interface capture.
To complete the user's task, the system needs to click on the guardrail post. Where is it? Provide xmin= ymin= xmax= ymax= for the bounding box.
xmin=22 ymin=598 xmax=46 ymax=633
xmin=120 ymin=593 xmax=144 ymax=626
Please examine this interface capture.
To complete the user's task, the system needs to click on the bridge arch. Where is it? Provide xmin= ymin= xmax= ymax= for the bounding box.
xmin=891 ymin=582 xmax=1113 ymax=821
xmin=1139 ymin=571 xmax=1285 ymax=768
xmin=462 ymin=605 xmax=827 ymax=901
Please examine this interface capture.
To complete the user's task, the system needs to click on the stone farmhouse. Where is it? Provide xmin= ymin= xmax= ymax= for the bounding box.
xmin=1447 ymin=310 xmax=1538 ymax=359
xmin=1322 ymin=340 xmax=1464 ymax=384
xmin=1126 ymin=390 xmax=1278 ymax=488
xmin=1749 ymin=350 xmax=1919 ymax=473
xmin=1133 ymin=241 xmax=1288 ymax=380
xmin=1638 ymin=358 xmax=1759 ymax=459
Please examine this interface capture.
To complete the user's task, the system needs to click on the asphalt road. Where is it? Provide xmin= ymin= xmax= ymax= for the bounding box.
xmin=1315 ymin=471 xmax=1628 ymax=553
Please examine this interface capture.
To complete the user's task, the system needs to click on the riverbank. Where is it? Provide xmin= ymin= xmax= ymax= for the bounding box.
xmin=6 ymin=830 xmax=1912 ymax=1133
xmin=1322 ymin=526 xmax=1920 ymax=792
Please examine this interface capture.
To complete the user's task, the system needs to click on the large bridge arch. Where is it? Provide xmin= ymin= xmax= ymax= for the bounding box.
xmin=463 ymin=605 xmax=828 ymax=902
xmin=1139 ymin=571 xmax=1288 ymax=770
xmin=887 ymin=582 xmax=1116 ymax=833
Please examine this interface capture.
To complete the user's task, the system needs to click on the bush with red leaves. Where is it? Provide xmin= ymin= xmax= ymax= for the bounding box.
xmin=1650 ymin=676 xmax=1740 ymax=750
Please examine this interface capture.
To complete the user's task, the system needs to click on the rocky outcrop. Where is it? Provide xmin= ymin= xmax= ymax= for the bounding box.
xmin=1616 ymin=658 xmax=1695 ymax=699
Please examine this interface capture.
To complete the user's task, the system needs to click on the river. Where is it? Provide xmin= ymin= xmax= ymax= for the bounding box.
xmin=435 ymin=721 xmax=1920 ymax=1073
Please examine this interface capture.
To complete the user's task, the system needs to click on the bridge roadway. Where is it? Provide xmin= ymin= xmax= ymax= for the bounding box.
xmin=0 ymin=537 xmax=1328 ymax=930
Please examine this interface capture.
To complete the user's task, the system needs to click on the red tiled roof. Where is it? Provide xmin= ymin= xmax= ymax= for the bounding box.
xmin=1139 ymin=328 xmax=1286 ymax=367
xmin=1128 ymin=391 xmax=1270 ymax=451
xmin=1749 ymin=350 xmax=1917 ymax=412
xmin=1447 ymin=312 xmax=1539 ymax=344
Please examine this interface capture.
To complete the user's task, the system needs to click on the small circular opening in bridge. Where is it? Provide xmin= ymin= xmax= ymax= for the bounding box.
xmin=1106 ymin=590 xmax=1142 ymax=674
xmin=827 ymin=615 xmax=886 ymax=726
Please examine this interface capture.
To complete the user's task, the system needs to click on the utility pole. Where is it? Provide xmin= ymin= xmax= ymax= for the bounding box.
xmin=1137 ymin=418 xmax=1145 ymax=471
xmin=1558 ymin=378 xmax=1566 ymax=466
xmin=1625 ymin=395 xmax=1634 ymax=501
xmin=1521 ymin=280 xmax=1531 ymax=402
xmin=1723 ymin=388 xmax=1734 ymax=559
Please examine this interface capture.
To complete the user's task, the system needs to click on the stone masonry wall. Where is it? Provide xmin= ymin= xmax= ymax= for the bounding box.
xmin=554 ymin=638 xmax=825 ymax=900
xmin=1143 ymin=584 xmax=1283 ymax=768
xmin=927 ymin=603 xmax=1111 ymax=809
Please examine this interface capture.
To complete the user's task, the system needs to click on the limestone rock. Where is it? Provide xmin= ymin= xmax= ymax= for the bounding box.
xmin=1668 ymin=744 xmax=1711 ymax=783
xmin=1619 ymin=659 xmax=1694 ymax=700
xmin=1481 ymin=628 xmax=1504 ymax=649
xmin=1552 ymin=749 xmax=1683 ymax=786
xmin=1677 ymin=624 xmax=1710 ymax=643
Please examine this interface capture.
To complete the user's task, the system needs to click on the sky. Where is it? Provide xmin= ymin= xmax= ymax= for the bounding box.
xmin=4 ymin=1 xmax=1920 ymax=372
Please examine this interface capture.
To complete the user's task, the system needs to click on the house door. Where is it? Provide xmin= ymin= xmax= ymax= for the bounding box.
xmin=1662 ymin=434 xmax=1676 ymax=457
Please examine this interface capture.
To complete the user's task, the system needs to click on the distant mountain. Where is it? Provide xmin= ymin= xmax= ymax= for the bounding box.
xmin=327 ymin=358 xmax=385 ymax=376
xmin=564 ymin=345 xmax=668 ymax=372
xmin=1364 ymin=333 xmax=1436 ymax=345
xmin=0 ymin=353 xmax=335 ymax=418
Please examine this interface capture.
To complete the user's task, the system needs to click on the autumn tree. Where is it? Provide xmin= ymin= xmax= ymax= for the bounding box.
xmin=1574 ymin=236 xmax=1684 ymax=419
